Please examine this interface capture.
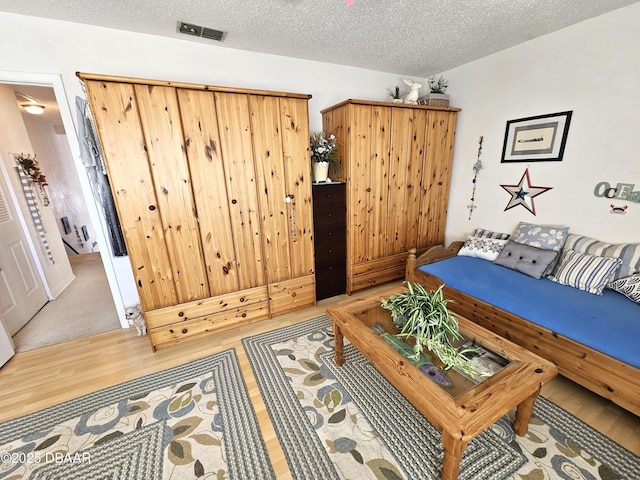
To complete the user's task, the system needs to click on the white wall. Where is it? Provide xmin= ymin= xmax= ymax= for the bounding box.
xmin=22 ymin=114 xmax=97 ymax=254
xmin=443 ymin=3 xmax=640 ymax=245
xmin=1 ymin=4 xmax=638 ymax=314
xmin=0 ymin=11 xmax=409 ymax=314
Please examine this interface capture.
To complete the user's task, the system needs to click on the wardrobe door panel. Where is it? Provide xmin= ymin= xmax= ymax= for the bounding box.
xmin=133 ymin=85 xmax=208 ymax=303
xmin=279 ymin=97 xmax=315 ymax=278
xmin=214 ymin=92 xmax=265 ymax=289
xmin=249 ymin=95 xmax=291 ymax=283
xmin=84 ymin=80 xmax=177 ymax=310
xmin=403 ymin=110 xmax=428 ymax=253
xmin=177 ymin=89 xmax=239 ymax=295
xmin=387 ymin=107 xmax=413 ymax=256
xmin=419 ymin=110 xmax=457 ymax=247
xmin=350 ymin=105 xmax=372 ymax=264
xmin=367 ymin=106 xmax=392 ymax=262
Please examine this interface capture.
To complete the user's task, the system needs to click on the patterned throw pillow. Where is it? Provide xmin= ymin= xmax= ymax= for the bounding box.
xmin=608 ymin=274 xmax=640 ymax=304
xmin=549 ymin=249 xmax=623 ymax=295
xmin=512 ymin=222 xmax=569 ymax=251
xmin=473 ymin=228 xmax=511 ymax=240
xmin=563 ymin=234 xmax=640 ymax=282
xmin=458 ymin=235 xmax=508 ymax=261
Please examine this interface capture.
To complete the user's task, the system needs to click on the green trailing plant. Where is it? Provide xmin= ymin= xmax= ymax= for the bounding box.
xmin=380 ymin=281 xmax=486 ymax=379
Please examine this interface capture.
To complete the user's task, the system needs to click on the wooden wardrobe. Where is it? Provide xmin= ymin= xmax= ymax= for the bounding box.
xmin=321 ymin=99 xmax=459 ymax=293
xmin=78 ymin=73 xmax=315 ymax=350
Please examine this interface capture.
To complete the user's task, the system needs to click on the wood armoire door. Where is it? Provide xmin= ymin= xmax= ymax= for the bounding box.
xmin=321 ymin=99 xmax=459 ymax=294
xmin=80 ymin=73 xmax=315 ymax=349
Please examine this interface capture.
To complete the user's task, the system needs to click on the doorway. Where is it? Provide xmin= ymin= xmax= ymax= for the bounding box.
xmin=0 ymin=71 xmax=126 ymax=353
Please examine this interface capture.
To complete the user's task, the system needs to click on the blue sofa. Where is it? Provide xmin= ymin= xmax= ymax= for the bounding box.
xmin=406 ymin=242 xmax=640 ymax=416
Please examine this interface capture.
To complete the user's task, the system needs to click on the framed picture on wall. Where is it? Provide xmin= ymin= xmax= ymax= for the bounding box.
xmin=501 ymin=111 xmax=572 ymax=162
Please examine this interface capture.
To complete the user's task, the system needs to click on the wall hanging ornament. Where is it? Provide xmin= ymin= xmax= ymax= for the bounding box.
xmin=610 ymin=204 xmax=628 ymax=215
xmin=15 ymin=162 xmax=55 ymax=265
xmin=500 ymin=168 xmax=552 ymax=215
xmin=467 ymin=135 xmax=484 ymax=220
xmin=15 ymin=152 xmax=49 ymax=206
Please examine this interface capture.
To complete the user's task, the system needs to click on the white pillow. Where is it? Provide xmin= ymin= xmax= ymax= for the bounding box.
xmin=458 ymin=235 xmax=508 ymax=261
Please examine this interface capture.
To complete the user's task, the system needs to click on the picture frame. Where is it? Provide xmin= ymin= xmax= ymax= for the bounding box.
xmin=501 ymin=111 xmax=572 ymax=162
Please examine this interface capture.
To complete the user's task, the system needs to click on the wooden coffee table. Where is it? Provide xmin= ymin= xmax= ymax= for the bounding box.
xmin=327 ymin=285 xmax=558 ymax=480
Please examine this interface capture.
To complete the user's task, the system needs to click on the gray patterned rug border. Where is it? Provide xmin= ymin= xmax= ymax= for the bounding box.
xmin=242 ymin=315 xmax=640 ymax=480
xmin=0 ymin=348 xmax=275 ymax=480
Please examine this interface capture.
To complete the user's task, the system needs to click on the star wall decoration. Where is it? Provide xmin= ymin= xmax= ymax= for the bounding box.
xmin=500 ymin=168 xmax=552 ymax=215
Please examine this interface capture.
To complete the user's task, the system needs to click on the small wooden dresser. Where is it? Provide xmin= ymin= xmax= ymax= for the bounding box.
xmin=312 ymin=183 xmax=346 ymax=300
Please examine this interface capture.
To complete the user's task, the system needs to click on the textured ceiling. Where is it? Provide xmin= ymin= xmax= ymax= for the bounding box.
xmin=0 ymin=0 xmax=637 ymax=76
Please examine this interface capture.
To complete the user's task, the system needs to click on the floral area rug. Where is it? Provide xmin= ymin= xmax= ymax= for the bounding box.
xmin=243 ymin=316 xmax=640 ymax=480
xmin=0 ymin=349 xmax=274 ymax=479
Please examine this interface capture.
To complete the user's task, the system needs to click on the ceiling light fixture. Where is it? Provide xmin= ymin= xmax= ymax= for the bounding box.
xmin=22 ymin=104 xmax=45 ymax=115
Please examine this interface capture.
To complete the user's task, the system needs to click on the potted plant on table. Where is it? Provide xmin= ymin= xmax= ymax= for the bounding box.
xmin=310 ymin=131 xmax=339 ymax=182
xmin=380 ymin=281 xmax=485 ymax=379
xmin=419 ymin=75 xmax=450 ymax=107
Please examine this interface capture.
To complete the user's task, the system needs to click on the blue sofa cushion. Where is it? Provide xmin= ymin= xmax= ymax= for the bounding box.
xmin=418 ymin=256 xmax=640 ymax=369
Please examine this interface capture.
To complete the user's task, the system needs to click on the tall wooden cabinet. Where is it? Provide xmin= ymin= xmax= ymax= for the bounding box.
xmin=79 ymin=73 xmax=315 ymax=349
xmin=321 ymin=99 xmax=459 ymax=293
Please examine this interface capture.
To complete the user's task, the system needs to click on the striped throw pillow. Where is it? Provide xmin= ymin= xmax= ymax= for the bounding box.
xmin=562 ymin=234 xmax=640 ymax=281
xmin=473 ymin=228 xmax=511 ymax=240
xmin=549 ymin=249 xmax=623 ymax=295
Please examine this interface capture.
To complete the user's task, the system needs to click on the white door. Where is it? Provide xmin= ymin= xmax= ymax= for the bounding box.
xmin=0 ymin=319 xmax=14 ymax=367
xmin=0 ymin=167 xmax=48 ymax=336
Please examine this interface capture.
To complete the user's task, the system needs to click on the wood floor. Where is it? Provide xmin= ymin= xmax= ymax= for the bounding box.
xmin=1 ymin=282 xmax=638 ymax=479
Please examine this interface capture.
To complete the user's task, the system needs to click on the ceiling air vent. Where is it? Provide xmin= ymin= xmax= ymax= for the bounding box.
xmin=178 ymin=21 xmax=226 ymax=42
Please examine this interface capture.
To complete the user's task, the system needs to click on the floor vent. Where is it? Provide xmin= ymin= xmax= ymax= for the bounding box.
xmin=178 ymin=21 xmax=226 ymax=42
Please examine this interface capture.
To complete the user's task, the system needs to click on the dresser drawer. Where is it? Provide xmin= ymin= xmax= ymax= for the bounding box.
xmin=314 ymin=242 xmax=346 ymax=262
xmin=313 ymin=184 xmax=346 ymax=226
xmin=314 ymin=223 xmax=346 ymax=248
xmin=315 ymin=265 xmax=347 ymax=300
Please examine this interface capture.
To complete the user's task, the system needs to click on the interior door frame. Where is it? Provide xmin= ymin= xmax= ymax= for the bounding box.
xmin=0 ymin=70 xmax=127 ymax=328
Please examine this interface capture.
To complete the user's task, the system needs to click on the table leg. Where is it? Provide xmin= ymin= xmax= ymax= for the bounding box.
xmin=513 ymin=391 xmax=538 ymax=436
xmin=333 ymin=320 xmax=344 ymax=366
xmin=441 ymin=432 xmax=468 ymax=480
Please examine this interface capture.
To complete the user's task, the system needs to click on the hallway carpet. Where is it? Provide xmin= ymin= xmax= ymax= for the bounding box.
xmin=12 ymin=252 xmax=121 ymax=352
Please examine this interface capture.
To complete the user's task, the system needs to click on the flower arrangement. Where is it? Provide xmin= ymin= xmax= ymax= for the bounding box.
xmin=15 ymin=153 xmax=49 ymax=206
xmin=309 ymin=131 xmax=339 ymax=168
xmin=16 ymin=153 xmax=47 ymax=189
xmin=427 ymin=75 xmax=449 ymax=94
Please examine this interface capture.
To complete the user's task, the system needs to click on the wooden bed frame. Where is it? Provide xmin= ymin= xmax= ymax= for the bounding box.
xmin=406 ymin=243 xmax=640 ymax=417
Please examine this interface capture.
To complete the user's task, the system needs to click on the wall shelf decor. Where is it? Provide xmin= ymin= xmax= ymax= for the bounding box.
xmin=501 ymin=111 xmax=572 ymax=163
